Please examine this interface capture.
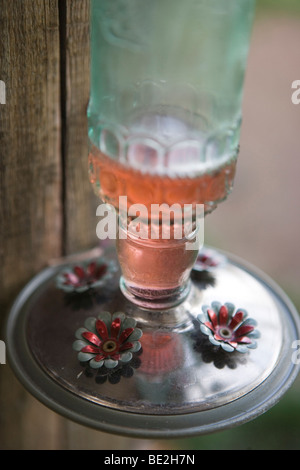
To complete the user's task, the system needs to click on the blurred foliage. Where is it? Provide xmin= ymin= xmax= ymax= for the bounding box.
xmin=257 ymin=0 xmax=300 ymax=14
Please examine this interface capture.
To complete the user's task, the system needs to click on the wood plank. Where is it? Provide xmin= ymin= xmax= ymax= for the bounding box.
xmin=61 ymin=0 xmax=99 ymax=256
xmin=0 ymin=0 xmax=65 ymax=449
xmin=0 ymin=0 xmax=63 ymax=302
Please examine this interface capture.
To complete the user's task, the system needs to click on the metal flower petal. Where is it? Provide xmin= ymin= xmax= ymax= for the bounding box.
xmin=197 ymin=302 xmax=260 ymax=353
xmin=56 ymin=258 xmax=117 ymax=293
xmin=73 ymin=311 xmax=143 ymax=369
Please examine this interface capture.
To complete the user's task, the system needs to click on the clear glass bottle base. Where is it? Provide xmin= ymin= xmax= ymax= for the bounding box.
xmin=119 ymin=276 xmax=192 ymax=310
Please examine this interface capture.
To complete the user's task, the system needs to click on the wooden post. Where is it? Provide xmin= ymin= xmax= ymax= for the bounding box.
xmin=0 ymin=0 xmax=142 ymax=450
xmin=59 ymin=0 xmax=98 ymax=256
xmin=0 ymin=0 xmax=65 ymax=450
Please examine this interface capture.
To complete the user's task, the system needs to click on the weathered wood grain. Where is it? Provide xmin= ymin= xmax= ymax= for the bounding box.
xmin=0 ymin=0 xmax=63 ymax=303
xmin=61 ymin=0 xmax=99 ymax=256
xmin=0 ymin=0 xmax=65 ymax=449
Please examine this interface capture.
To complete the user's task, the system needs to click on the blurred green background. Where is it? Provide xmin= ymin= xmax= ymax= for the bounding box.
xmin=159 ymin=0 xmax=300 ymax=451
xmin=258 ymin=0 xmax=300 ymax=14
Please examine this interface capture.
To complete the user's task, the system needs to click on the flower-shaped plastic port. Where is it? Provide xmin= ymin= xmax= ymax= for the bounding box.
xmin=197 ymin=302 xmax=260 ymax=353
xmin=56 ymin=258 xmax=117 ymax=293
xmin=73 ymin=311 xmax=143 ymax=369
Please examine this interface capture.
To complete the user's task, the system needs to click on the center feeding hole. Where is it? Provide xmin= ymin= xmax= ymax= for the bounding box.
xmin=102 ymin=340 xmax=117 ymax=353
xmin=219 ymin=327 xmax=232 ymax=339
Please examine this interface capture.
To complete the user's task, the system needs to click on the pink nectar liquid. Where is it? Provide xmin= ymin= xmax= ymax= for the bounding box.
xmin=89 ymin=145 xmax=236 ymax=305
